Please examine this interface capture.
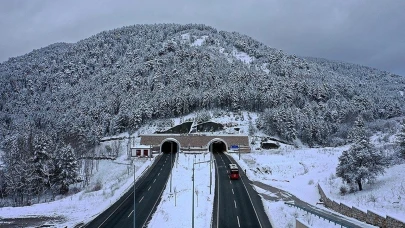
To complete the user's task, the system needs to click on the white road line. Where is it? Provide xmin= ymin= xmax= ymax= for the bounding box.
xmin=154 ymin=179 xmax=156 ymax=183
xmin=234 ymin=200 xmax=237 ymax=208
xmin=128 ymin=210 xmax=134 ymax=218
xmin=230 ymin=180 xmax=232 ymax=184
xmin=237 ymin=216 xmax=240 ymax=227
xmin=158 ymin=172 xmax=160 ymax=176
xmin=98 ymin=188 xmax=136 ymax=226
xmin=148 ymin=186 xmax=151 ymax=191
xmin=142 ymin=159 xmax=174 ymax=228
xmin=232 ymin=189 xmax=234 ymax=194
xmin=215 ymin=157 xmax=220 ymax=228
xmin=139 ymin=196 xmax=144 ymax=203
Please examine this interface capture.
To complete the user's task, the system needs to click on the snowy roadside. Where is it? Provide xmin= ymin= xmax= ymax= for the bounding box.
xmin=228 ymin=145 xmax=405 ymax=227
xmin=147 ymin=152 xmax=214 ymax=228
xmin=0 ymin=149 xmax=155 ymax=227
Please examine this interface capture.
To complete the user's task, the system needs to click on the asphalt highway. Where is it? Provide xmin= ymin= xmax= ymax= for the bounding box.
xmin=212 ymin=152 xmax=272 ymax=228
xmin=85 ymin=152 xmax=175 ymax=228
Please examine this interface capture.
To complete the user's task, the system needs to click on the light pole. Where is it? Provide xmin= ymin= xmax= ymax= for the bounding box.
xmin=192 ymin=160 xmax=211 ymax=228
xmin=134 ymin=162 xmax=136 ymax=228
xmin=238 ymin=144 xmax=241 ymax=160
xmin=210 ymin=152 xmax=212 ymax=194
xmin=170 ymin=141 xmax=173 ymax=193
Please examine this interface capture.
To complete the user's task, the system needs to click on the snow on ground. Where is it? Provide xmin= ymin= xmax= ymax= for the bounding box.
xmin=322 ymin=164 xmax=405 ymax=222
xmin=265 ymin=201 xmax=341 ymax=228
xmin=147 ymin=152 xmax=214 ymax=228
xmin=191 ymin=36 xmax=208 ymax=47
xmin=1 ymin=111 xmax=405 ymax=227
xmin=0 ymin=137 xmax=154 ymax=227
xmin=180 ymin=33 xmax=190 ymax=41
xmin=258 ymin=63 xmax=270 ymax=74
xmin=229 ymin=145 xmax=348 ymax=205
xmin=229 ymin=139 xmax=405 ymax=227
xmin=232 ymin=48 xmax=254 ymax=64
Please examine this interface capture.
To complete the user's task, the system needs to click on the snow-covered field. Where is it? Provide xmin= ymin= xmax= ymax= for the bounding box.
xmin=229 ymin=144 xmax=405 ymax=227
xmin=1 ymin=111 xmax=405 ymax=227
xmin=323 ymin=163 xmax=405 ymax=221
xmin=147 ymin=152 xmax=214 ymax=228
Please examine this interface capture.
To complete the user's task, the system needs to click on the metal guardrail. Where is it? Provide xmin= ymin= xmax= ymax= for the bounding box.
xmin=284 ymin=201 xmax=347 ymax=228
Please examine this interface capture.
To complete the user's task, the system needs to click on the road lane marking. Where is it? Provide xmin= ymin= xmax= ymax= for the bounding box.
xmin=143 ymin=160 xmax=174 ymax=228
xmin=98 ymin=188 xmax=136 ymax=226
xmin=128 ymin=210 xmax=134 ymax=218
xmin=237 ymin=216 xmax=240 ymax=227
xmin=158 ymin=172 xmax=160 ymax=176
xmin=148 ymin=186 xmax=151 ymax=191
xmin=230 ymin=180 xmax=232 ymax=184
xmin=234 ymin=200 xmax=237 ymax=208
xmin=232 ymin=189 xmax=234 ymax=194
xmin=139 ymin=196 xmax=144 ymax=203
xmin=154 ymin=179 xmax=156 ymax=183
xmin=214 ymin=155 xmax=220 ymax=228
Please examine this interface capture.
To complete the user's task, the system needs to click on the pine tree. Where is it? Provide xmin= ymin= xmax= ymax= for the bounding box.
xmin=3 ymin=134 xmax=35 ymax=205
xmin=396 ymin=119 xmax=405 ymax=157
xmin=53 ymin=145 xmax=81 ymax=194
xmin=336 ymin=117 xmax=388 ymax=191
xmin=30 ymin=132 xmax=54 ymax=200
xmin=347 ymin=116 xmax=367 ymax=143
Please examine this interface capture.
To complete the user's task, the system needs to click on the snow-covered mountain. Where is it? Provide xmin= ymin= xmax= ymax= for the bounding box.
xmin=1 ymin=23 xmax=405 ymax=153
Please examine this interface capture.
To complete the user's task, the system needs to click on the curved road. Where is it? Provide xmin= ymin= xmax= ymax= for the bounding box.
xmin=212 ymin=152 xmax=272 ymax=228
xmin=85 ymin=152 xmax=175 ymax=228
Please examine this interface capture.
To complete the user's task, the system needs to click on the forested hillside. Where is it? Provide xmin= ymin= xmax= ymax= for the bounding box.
xmin=1 ymin=23 xmax=404 ymax=152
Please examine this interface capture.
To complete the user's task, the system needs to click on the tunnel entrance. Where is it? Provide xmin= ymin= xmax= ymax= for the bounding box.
xmin=161 ymin=140 xmax=179 ymax=153
xmin=209 ymin=140 xmax=227 ymax=153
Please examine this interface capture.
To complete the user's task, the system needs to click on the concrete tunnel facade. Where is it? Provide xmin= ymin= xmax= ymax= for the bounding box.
xmin=139 ymin=135 xmax=250 ymax=153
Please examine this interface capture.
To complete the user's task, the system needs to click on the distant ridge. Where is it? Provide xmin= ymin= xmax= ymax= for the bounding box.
xmin=1 ymin=23 xmax=404 ymax=151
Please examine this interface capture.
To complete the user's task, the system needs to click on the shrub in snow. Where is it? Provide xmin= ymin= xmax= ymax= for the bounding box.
xmin=87 ymin=179 xmax=102 ymax=192
xmin=339 ymin=185 xmax=348 ymax=195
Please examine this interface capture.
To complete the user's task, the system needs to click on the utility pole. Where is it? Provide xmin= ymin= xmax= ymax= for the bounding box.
xmin=170 ymin=141 xmax=173 ymax=193
xmin=210 ymin=152 xmax=212 ymax=194
xmin=192 ymin=162 xmax=195 ymax=228
xmin=134 ymin=162 xmax=136 ymax=228
xmin=238 ymin=144 xmax=240 ymax=160
xmin=192 ymin=160 xmax=211 ymax=228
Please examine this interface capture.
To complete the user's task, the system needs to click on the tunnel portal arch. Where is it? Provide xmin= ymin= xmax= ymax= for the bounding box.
xmin=160 ymin=138 xmax=181 ymax=153
xmin=207 ymin=138 xmax=228 ymax=153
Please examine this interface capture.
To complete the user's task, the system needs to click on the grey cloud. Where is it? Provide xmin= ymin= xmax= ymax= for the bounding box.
xmin=0 ymin=0 xmax=404 ymax=76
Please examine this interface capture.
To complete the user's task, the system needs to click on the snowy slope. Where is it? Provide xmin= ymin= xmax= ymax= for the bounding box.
xmin=1 ymin=111 xmax=404 ymax=227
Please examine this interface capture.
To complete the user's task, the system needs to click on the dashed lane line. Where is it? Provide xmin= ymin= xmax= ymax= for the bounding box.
xmin=128 ymin=210 xmax=134 ymax=218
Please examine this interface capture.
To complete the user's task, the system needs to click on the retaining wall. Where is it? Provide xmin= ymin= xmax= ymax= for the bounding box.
xmin=296 ymin=219 xmax=310 ymax=228
xmin=318 ymin=184 xmax=405 ymax=228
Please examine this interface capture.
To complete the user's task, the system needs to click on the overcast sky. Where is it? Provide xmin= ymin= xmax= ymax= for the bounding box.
xmin=1 ymin=0 xmax=404 ymax=76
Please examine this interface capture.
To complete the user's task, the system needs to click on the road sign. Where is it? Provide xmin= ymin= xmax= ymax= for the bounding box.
xmin=230 ymin=145 xmax=239 ymax=150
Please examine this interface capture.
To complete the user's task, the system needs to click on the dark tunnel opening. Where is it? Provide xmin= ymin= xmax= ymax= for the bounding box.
xmin=161 ymin=141 xmax=179 ymax=153
xmin=210 ymin=141 xmax=227 ymax=153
